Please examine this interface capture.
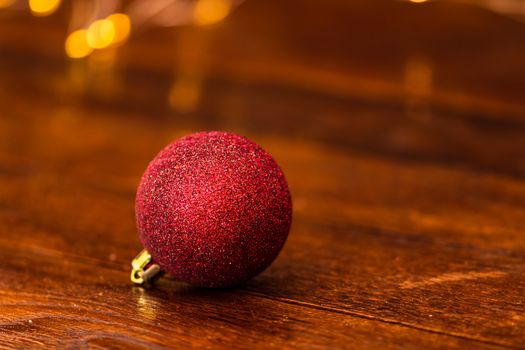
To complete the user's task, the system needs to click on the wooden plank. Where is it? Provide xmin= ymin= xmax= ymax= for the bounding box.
xmin=1 ymin=104 xmax=525 ymax=347
xmin=1 ymin=51 xmax=525 ymax=180
xmin=1 ymin=245 xmax=501 ymax=350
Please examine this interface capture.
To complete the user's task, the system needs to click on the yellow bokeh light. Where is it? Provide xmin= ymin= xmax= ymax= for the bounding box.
xmin=106 ymin=13 xmax=131 ymax=44
xmin=65 ymin=29 xmax=93 ymax=59
xmin=409 ymin=0 xmax=428 ymax=3
xmin=29 ymin=0 xmax=60 ymax=16
xmin=405 ymin=56 xmax=433 ymax=96
xmin=194 ymin=0 xmax=231 ymax=26
xmin=86 ymin=19 xmax=115 ymax=49
xmin=169 ymin=77 xmax=201 ymax=113
xmin=0 ymin=0 xmax=16 ymax=9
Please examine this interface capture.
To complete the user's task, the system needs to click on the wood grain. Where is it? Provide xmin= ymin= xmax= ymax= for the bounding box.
xmin=1 ymin=0 xmax=525 ymax=349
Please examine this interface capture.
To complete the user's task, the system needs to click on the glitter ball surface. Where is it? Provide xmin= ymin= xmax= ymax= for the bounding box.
xmin=135 ymin=131 xmax=292 ymax=287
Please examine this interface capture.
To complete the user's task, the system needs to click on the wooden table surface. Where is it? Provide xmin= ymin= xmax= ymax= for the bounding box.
xmin=2 ymin=0 xmax=525 ymax=348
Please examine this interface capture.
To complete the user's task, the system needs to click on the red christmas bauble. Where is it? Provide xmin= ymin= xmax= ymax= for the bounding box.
xmin=135 ymin=131 xmax=292 ymax=287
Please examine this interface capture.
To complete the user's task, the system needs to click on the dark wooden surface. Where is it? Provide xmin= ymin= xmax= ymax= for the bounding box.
xmin=2 ymin=0 xmax=525 ymax=348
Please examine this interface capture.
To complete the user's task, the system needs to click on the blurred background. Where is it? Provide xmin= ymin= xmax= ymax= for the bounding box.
xmin=1 ymin=0 xmax=525 ymax=176
xmin=1 ymin=0 xmax=525 ymax=254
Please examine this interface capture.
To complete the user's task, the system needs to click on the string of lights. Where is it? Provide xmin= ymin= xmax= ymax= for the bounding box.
xmin=0 ymin=0 xmax=245 ymax=58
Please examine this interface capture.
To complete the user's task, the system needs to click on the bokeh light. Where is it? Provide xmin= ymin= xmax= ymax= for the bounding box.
xmin=405 ymin=56 xmax=433 ymax=95
xmin=194 ymin=0 xmax=232 ymax=26
xmin=106 ymin=13 xmax=131 ymax=45
xmin=65 ymin=29 xmax=93 ymax=59
xmin=29 ymin=0 xmax=61 ymax=17
xmin=86 ymin=19 xmax=115 ymax=49
xmin=169 ymin=77 xmax=201 ymax=113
